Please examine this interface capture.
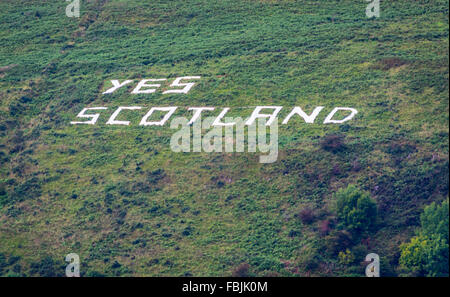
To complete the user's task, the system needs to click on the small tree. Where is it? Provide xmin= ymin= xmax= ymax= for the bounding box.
xmin=399 ymin=234 xmax=448 ymax=276
xmin=335 ymin=185 xmax=377 ymax=234
xmin=420 ymin=199 xmax=449 ymax=242
xmin=399 ymin=199 xmax=449 ymax=277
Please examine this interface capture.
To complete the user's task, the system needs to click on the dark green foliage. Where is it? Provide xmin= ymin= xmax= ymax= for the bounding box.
xmin=30 ymin=256 xmax=64 ymax=277
xmin=335 ymin=185 xmax=377 ymax=234
xmin=323 ymin=230 xmax=355 ymax=257
xmin=8 ymin=177 xmax=41 ymax=205
xmin=400 ymin=199 xmax=449 ymax=277
xmin=420 ymin=199 xmax=449 ymax=242
xmin=0 ymin=253 xmax=6 ymax=274
xmin=299 ymin=207 xmax=315 ymax=224
xmin=320 ymin=134 xmax=346 ymax=153
xmin=400 ymin=234 xmax=448 ymax=277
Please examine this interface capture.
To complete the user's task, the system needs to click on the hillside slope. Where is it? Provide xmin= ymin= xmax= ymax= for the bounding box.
xmin=0 ymin=0 xmax=448 ymax=276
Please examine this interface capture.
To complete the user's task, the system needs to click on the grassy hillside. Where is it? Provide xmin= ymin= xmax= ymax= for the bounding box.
xmin=0 ymin=0 xmax=448 ymax=276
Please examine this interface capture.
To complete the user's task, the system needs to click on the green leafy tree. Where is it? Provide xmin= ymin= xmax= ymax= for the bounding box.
xmin=400 ymin=199 xmax=449 ymax=277
xmin=420 ymin=199 xmax=449 ymax=242
xmin=400 ymin=234 xmax=448 ymax=276
xmin=335 ymin=185 xmax=377 ymax=234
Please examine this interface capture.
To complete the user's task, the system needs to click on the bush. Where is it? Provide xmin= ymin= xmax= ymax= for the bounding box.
xmin=399 ymin=199 xmax=449 ymax=276
xmin=299 ymin=207 xmax=315 ymax=224
xmin=30 ymin=256 xmax=64 ymax=277
xmin=232 ymin=263 xmax=250 ymax=277
xmin=323 ymin=230 xmax=354 ymax=256
xmin=320 ymin=134 xmax=346 ymax=153
xmin=338 ymin=249 xmax=355 ymax=265
xmin=399 ymin=234 xmax=448 ymax=277
xmin=335 ymin=185 xmax=377 ymax=234
xmin=420 ymin=199 xmax=449 ymax=242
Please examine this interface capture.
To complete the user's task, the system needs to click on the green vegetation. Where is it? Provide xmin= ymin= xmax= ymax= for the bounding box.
xmin=400 ymin=199 xmax=449 ymax=276
xmin=335 ymin=185 xmax=377 ymax=234
xmin=0 ymin=0 xmax=448 ymax=276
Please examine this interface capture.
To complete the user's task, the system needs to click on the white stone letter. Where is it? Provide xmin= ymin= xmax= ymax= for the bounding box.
xmin=102 ymin=80 xmax=133 ymax=94
xmin=106 ymin=106 xmax=142 ymax=126
xmin=323 ymin=107 xmax=358 ymax=124
xmin=139 ymin=107 xmax=177 ymax=126
xmin=282 ymin=106 xmax=324 ymax=124
xmin=163 ymin=76 xmax=201 ymax=94
xmin=212 ymin=108 xmax=236 ymax=126
xmin=245 ymin=106 xmax=282 ymax=126
xmin=132 ymin=79 xmax=166 ymax=94
xmin=70 ymin=107 xmax=107 ymax=125
xmin=188 ymin=107 xmax=214 ymax=125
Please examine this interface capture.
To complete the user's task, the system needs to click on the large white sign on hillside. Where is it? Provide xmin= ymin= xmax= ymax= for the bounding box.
xmin=70 ymin=77 xmax=359 ymax=163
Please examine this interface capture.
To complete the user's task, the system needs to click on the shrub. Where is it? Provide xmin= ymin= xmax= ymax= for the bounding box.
xmin=324 ymin=230 xmax=354 ymax=256
xmin=288 ymin=229 xmax=300 ymax=237
xmin=399 ymin=199 xmax=449 ymax=276
xmin=335 ymin=185 xmax=377 ymax=234
xmin=232 ymin=263 xmax=250 ymax=277
xmin=338 ymin=249 xmax=355 ymax=265
xmin=30 ymin=256 xmax=64 ymax=277
xmin=399 ymin=234 xmax=448 ymax=277
xmin=420 ymin=199 xmax=449 ymax=242
xmin=320 ymin=134 xmax=346 ymax=153
xmin=9 ymin=177 xmax=42 ymax=204
xmin=299 ymin=207 xmax=315 ymax=224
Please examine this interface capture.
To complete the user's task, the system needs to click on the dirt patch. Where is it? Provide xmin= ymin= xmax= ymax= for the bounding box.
xmin=373 ymin=58 xmax=409 ymax=71
xmin=0 ymin=64 xmax=18 ymax=74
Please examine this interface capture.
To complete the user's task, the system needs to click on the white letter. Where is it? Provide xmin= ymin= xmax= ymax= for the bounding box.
xmin=323 ymin=107 xmax=358 ymax=124
xmin=102 ymin=80 xmax=133 ymax=94
xmin=282 ymin=106 xmax=324 ymax=124
xmin=132 ymin=79 xmax=166 ymax=94
xmin=106 ymin=106 xmax=142 ymax=126
xmin=139 ymin=107 xmax=177 ymax=126
xmin=245 ymin=106 xmax=282 ymax=126
xmin=212 ymin=108 xmax=235 ymax=126
xmin=65 ymin=253 xmax=80 ymax=277
xmin=70 ymin=107 xmax=107 ymax=125
xmin=188 ymin=107 xmax=214 ymax=125
xmin=163 ymin=76 xmax=201 ymax=94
